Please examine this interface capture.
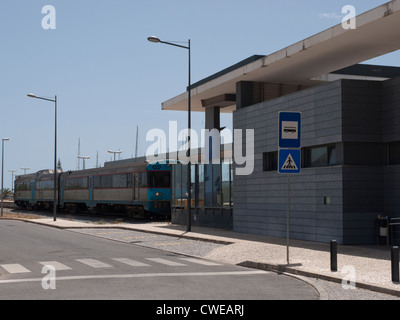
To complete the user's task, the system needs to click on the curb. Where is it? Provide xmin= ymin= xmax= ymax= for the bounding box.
xmin=238 ymin=261 xmax=400 ymax=298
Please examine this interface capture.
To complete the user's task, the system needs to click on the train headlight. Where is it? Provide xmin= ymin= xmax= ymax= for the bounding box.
xmin=155 ymin=192 xmax=163 ymax=197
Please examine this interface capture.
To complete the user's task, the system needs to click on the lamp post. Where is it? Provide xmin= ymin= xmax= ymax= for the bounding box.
xmin=27 ymin=93 xmax=58 ymax=222
xmin=108 ymin=149 xmax=122 ymax=161
xmin=1 ymin=138 xmax=10 ymax=217
xmin=147 ymin=35 xmax=192 ymax=232
xmin=21 ymin=168 xmax=30 ymax=175
xmin=77 ymin=156 xmax=90 ymax=170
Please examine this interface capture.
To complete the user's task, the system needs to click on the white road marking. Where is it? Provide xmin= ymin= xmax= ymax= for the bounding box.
xmin=1 ymin=264 xmax=31 ymax=274
xmin=76 ymin=259 xmax=113 ymax=268
xmin=178 ymin=258 xmax=222 ymax=266
xmin=39 ymin=261 xmax=72 ymax=271
xmin=112 ymin=258 xmax=150 ymax=267
xmin=146 ymin=258 xmax=187 ymax=267
xmin=0 ymin=270 xmax=268 ymax=284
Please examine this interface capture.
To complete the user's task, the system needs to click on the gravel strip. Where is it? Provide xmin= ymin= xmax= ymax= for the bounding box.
xmin=72 ymin=228 xmax=226 ymax=258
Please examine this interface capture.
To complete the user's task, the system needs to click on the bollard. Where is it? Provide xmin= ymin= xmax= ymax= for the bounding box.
xmin=330 ymin=240 xmax=337 ymax=272
xmin=391 ymin=246 xmax=399 ymax=283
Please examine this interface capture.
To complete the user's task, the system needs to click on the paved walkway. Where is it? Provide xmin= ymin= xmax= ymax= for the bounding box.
xmin=12 ymin=216 xmax=400 ymax=298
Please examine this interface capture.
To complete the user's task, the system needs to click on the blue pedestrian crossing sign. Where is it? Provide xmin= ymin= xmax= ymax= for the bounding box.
xmin=279 ymin=112 xmax=301 ymax=149
xmin=278 ymin=149 xmax=301 ymax=174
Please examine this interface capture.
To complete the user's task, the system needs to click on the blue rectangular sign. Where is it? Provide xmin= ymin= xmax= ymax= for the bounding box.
xmin=278 ymin=149 xmax=301 ymax=174
xmin=279 ymin=112 xmax=301 ymax=149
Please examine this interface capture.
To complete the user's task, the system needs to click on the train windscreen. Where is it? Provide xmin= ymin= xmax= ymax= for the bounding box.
xmin=147 ymin=171 xmax=171 ymax=188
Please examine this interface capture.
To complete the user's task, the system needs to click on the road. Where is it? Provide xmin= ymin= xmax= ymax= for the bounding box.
xmin=0 ymin=220 xmax=319 ymax=301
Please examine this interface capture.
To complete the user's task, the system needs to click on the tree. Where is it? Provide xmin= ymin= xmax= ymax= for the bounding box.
xmin=2 ymin=188 xmax=11 ymax=199
xmin=57 ymin=158 xmax=63 ymax=172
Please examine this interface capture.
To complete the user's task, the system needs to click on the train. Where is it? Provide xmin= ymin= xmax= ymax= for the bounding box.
xmin=13 ymin=161 xmax=171 ymax=218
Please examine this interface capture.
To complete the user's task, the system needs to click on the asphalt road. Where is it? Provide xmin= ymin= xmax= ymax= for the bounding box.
xmin=0 ymin=220 xmax=319 ymax=301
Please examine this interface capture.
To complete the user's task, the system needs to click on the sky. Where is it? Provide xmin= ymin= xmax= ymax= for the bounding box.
xmin=0 ymin=0 xmax=398 ymax=190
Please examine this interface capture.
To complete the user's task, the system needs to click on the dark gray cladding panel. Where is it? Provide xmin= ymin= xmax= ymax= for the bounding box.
xmin=232 ymin=76 xmax=400 ymax=244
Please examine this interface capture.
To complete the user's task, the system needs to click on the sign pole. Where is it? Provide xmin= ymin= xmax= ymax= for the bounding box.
xmin=278 ymin=111 xmax=301 ymax=265
xmin=287 ymin=174 xmax=290 ymax=264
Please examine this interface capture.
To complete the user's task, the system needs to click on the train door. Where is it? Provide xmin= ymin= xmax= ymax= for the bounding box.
xmin=132 ymin=173 xmax=139 ymax=201
xmin=60 ymin=178 xmax=64 ymax=205
xmin=30 ymin=180 xmax=35 ymax=204
xmin=89 ymin=175 xmax=93 ymax=206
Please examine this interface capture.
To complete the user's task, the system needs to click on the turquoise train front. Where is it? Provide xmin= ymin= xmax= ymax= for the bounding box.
xmin=145 ymin=161 xmax=171 ymax=215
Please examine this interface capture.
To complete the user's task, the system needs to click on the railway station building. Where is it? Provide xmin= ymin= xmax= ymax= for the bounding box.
xmin=159 ymin=1 xmax=400 ymax=245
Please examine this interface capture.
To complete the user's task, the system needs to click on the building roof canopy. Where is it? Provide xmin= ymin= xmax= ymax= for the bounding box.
xmin=162 ymin=1 xmax=400 ymax=113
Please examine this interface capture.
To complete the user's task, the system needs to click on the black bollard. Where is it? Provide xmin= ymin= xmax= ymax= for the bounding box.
xmin=330 ymin=240 xmax=337 ymax=272
xmin=391 ymin=246 xmax=399 ymax=283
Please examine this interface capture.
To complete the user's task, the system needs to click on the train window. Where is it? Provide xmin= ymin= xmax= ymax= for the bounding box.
xmin=94 ymin=174 xmax=133 ymax=189
xmin=127 ymin=174 xmax=133 ymax=188
xmin=112 ymin=174 xmax=127 ymax=188
xmin=64 ymin=177 xmax=88 ymax=190
xmin=94 ymin=175 xmax=112 ymax=188
xmin=93 ymin=176 xmax=101 ymax=188
xmin=15 ymin=182 xmax=29 ymax=191
xmin=36 ymin=180 xmax=54 ymax=190
xmin=147 ymin=172 xmax=170 ymax=188
xmin=140 ymin=172 xmax=147 ymax=188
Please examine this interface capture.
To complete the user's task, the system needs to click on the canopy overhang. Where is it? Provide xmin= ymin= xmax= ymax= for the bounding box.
xmin=162 ymin=1 xmax=400 ymax=113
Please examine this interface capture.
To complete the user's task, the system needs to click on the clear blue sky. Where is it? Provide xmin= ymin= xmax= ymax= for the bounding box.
xmin=0 ymin=0 xmax=398 ymax=189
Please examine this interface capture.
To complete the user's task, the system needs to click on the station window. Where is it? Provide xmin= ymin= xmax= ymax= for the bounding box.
xmin=263 ymin=151 xmax=278 ymax=171
xmin=171 ymin=161 xmax=233 ymax=209
xmin=303 ymin=144 xmax=336 ymax=168
xmin=388 ymin=141 xmax=400 ymax=165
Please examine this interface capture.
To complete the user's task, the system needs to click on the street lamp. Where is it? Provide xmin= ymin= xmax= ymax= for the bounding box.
xmin=77 ymin=156 xmax=90 ymax=170
xmin=27 ymin=93 xmax=58 ymax=222
xmin=147 ymin=35 xmax=192 ymax=232
xmin=21 ymin=168 xmax=30 ymax=175
xmin=1 ymin=138 xmax=10 ymax=217
xmin=108 ymin=149 xmax=122 ymax=161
